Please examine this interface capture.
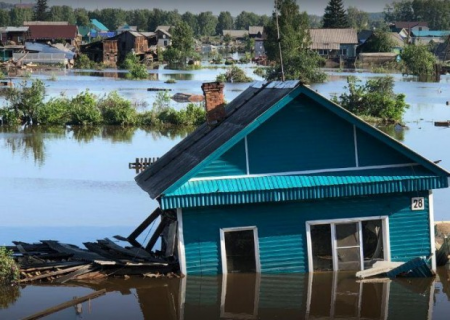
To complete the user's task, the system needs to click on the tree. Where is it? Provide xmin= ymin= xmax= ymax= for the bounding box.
xmin=49 ymin=6 xmax=75 ymax=24
xmin=197 ymin=11 xmax=218 ymax=36
xmin=9 ymin=7 xmax=33 ymax=26
xmin=34 ymin=0 xmax=48 ymax=21
xmin=265 ymin=0 xmax=326 ymax=83
xmin=75 ymin=8 xmax=89 ymax=26
xmin=170 ymin=21 xmax=194 ymax=67
xmin=322 ymin=0 xmax=349 ymax=28
xmin=0 ymin=10 xmax=10 ymax=28
xmin=400 ymin=44 xmax=437 ymax=79
xmin=347 ymin=6 xmax=369 ymax=31
xmin=216 ymin=11 xmax=234 ymax=35
xmin=235 ymin=11 xmax=260 ymax=29
xmin=182 ymin=12 xmax=199 ymax=36
xmin=333 ymin=76 xmax=408 ymax=122
xmin=362 ymin=30 xmax=396 ymax=52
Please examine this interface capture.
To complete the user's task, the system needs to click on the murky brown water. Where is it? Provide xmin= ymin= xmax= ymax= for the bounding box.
xmin=1 ymin=268 xmax=449 ymax=319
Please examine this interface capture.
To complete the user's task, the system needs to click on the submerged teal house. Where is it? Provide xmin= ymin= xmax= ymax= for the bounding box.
xmin=135 ymin=81 xmax=450 ymax=275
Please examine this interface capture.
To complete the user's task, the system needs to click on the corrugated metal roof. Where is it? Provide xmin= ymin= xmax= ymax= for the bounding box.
xmin=90 ymin=19 xmax=109 ymax=32
xmin=28 ymin=25 xmax=78 ymax=40
xmin=161 ymin=169 xmax=448 ymax=209
xmin=309 ymin=28 xmax=358 ymax=50
xmin=412 ymin=31 xmax=450 ymax=37
xmin=135 ymin=81 xmax=300 ymax=198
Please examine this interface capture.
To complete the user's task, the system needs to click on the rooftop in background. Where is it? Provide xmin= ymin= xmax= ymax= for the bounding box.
xmin=24 ymin=21 xmax=69 ymax=26
xmin=309 ymin=28 xmax=358 ymax=50
xmin=90 ymin=19 xmax=109 ymax=32
xmin=412 ymin=30 xmax=450 ymax=37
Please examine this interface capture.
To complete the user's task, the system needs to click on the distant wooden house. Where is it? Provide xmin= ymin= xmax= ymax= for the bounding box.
xmin=309 ymin=28 xmax=358 ymax=59
xmin=0 ymin=26 xmax=29 ymax=45
xmin=155 ymin=28 xmax=172 ymax=48
xmin=249 ymin=26 xmax=266 ymax=57
xmin=26 ymin=24 xmax=79 ymax=47
xmin=223 ymin=29 xmax=249 ymax=41
xmin=135 ymin=81 xmax=449 ymax=275
xmin=391 ymin=21 xmax=429 ymax=34
xmin=80 ymin=30 xmax=151 ymax=66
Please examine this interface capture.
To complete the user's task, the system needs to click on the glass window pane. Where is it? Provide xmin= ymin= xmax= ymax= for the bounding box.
xmin=337 ymin=247 xmax=361 ymax=271
xmin=310 ymin=224 xmax=333 ymax=271
xmin=336 ymin=223 xmax=359 ymax=247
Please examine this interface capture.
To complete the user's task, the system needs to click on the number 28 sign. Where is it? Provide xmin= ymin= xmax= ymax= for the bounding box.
xmin=411 ymin=197 xmax=425 ymax=211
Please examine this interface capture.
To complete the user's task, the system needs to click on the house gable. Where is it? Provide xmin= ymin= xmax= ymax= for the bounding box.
xmin=136 ymin=82 xmax=449 ymax=203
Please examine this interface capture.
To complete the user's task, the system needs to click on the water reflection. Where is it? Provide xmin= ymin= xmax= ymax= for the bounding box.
xmin=0 ymin=125 xmax=192 ymax=166
xmin=3 ymin=271 xmax=439 ymax=320
xmin=0 ymin=285 xmax=20 ymax=309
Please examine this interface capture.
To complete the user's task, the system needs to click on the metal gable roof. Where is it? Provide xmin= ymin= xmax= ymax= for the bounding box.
xmin=135 ymin=81 xmax=450 ymax=201
xmin=135 ymin=81 xmax=301 ymax=198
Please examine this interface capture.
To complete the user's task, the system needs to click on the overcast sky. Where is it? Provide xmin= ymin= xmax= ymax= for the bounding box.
xmin=8 ymin=0 xmax=393 ymax=15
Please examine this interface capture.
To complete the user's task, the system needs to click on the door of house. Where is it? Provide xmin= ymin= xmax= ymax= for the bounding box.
xmin=307 ymin=217 xmax=388 ymax=272
xmin=220 ymin=227 xmax=261 ymax=274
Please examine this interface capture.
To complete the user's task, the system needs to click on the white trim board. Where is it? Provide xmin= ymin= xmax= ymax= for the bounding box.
xmin=429 ymin=190 xmax=436 ymax=271
xmin=177 ymin=208 xmax=187 ymax=276
xmin=189 ymin=163 xmax=420 ymax=182
xmin=220 ymin=226 xmax=261 ymax=274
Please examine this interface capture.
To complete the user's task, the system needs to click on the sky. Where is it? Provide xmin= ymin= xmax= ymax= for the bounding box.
xmin=8 ymin=0 xmax=393 ymax=15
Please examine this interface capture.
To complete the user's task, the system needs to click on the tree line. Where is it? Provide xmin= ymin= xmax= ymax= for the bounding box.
xmin=0 ymin=2 xmax=269 ymax=37
xmin=384 ymin=0 xmax=450 ymax=30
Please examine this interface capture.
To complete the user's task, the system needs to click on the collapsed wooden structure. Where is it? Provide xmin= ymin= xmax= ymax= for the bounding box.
xmin=6 ymin=209 xmax=180 ymax=283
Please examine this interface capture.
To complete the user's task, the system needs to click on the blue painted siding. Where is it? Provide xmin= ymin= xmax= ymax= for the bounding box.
xmin=247 ymin=97 xmax=356 ymax=174
xmin=356 ymin=129 xmax=412 ymax=166
xmin=182 ymin=192 xmax=430 ymax=275
xmin=194 ymin=139 xmax=247 ymax=178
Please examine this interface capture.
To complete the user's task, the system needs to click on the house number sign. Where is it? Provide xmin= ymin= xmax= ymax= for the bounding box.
xmin=411 ymin=197 xmax=425 ymax=211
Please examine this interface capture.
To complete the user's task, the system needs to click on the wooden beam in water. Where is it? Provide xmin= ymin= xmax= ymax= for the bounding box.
xmin=145 ymin=217 xmax=169 ymax=252
xmin=21 ymin=289 xmax=106 ymax=320
xmin=127 ymin=208 xmax=162 ymax=248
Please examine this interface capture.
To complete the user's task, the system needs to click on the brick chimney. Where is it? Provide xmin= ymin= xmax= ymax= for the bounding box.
xmin=201 ymin=82 xmax=225 ymax=126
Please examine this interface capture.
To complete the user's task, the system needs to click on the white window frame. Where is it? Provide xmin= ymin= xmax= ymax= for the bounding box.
xmin=306 ymin=216 xmax=390 ymax=272
xmin=220 ymin=226 xmax=261 ymax=274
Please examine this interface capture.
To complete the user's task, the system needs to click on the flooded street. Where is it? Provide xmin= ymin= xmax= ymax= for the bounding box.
xmin=1 ymin=269 xmax=450 ymax=319
xmin=1 ymin=68 xmax=450 ymax=318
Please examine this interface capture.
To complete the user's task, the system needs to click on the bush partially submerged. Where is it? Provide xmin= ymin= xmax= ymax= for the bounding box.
xmin=0 ymin=247 xmax=19 ymax=286
xmin=333 ymin=76 xmax=408 ymax=122
xmin=216 ymin=66 xmax=252 ymax=83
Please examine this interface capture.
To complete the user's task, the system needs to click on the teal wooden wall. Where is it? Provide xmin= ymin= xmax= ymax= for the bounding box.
xmin=247 ymin=97 xmax=356 ymax=174
xmin=191 ymin=96 xmax=414 ymax=180
xmin=182 ymin=191 xmax=431 ymax=275
xmin=356 ymin=129 xmax=412 ymax=166
xmin=195 ymin=139 xmax=247 ymax=178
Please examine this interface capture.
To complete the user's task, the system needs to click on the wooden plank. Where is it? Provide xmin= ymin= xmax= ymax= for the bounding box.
xmin=356 ymin=261 xmax=404 ymax=279
xmin=164 ymin=221 xmax=178 ymax=257
xmin=19 ymin=264 xmax=90 ymax=283
xmin=55 ymin=264 xmax=97 ymax=284
xmin=21 ymin=289 xmax=106 ymax=320
xmin=98 ymin=238 xmax=154 ymax=261
xmin=127 ymin=208 xmax=162 ymax=247
xmin=146 ymin=217 xmax=169 ymax=251
xmin=42 ymin=241 xmax=105 ymax=262
xmin=83 ymin=242 xmax=123 ymax=261
xmin=21 ymin=261 xmax=86 ymax=272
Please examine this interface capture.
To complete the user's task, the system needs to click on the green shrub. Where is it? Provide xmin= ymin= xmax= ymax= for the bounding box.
xmin=216 ymin=66 xmax=252 ymax=83
xmin=69 ymin=91 xmax=102 ymax=125
xmin=37 ymin=96 xmax=71 ymax=125
xmin=333 ymin=76 xmax=408 ymax=122
xmin=6 ymin=79 xmax=45 ymax=124
xmin=165 ymin=79 xmax=177 ymax=84
xmin=97 ymin=91 xmax=138 ymax=125
xmin=0 ymin=247 xmax=19 ymax=286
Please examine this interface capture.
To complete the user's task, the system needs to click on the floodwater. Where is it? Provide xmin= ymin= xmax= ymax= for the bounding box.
xmin=1 ymin=269 xmax=450 ymax=319
xmin=1 ymin=67 xmax=450 ymax=318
